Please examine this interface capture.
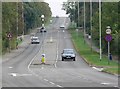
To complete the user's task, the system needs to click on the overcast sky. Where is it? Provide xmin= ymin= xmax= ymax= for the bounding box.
xmin=44 ymin=0 xmax=68 ymax=17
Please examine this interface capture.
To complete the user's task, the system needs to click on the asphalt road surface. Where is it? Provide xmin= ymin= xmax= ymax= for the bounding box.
xmin=2 ymin=17 xmax=118 ymax=88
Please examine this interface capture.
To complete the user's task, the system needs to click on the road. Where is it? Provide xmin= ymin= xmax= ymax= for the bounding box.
xmin=2 ymin=17 xmax=118 ymax=88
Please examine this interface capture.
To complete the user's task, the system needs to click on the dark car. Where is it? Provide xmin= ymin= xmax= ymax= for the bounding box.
xmin=61 ymin=49 xmax=76 ymax=61
xmin=40 ymin=27 xmax=46 ymax=33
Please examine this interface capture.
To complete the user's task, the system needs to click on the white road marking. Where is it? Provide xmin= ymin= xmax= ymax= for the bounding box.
xmin=9 ymin=73 xmax=17 ymax=77
xmin=49 ymin=82 xmax=55 ymax=85
xmin=92 ymin=67 xmax=103 ymax=71
xmin=41 ymin=67 xmax=44 ymax=69
xmin=44 ymin=79 xmax=49 ymax=82
xmin=9 ymin=67 xmax=13 ymax=69
xmin=57 ymin=85 xmax=63 ymax=88
xmin=9 ymin=73 xmax=32 ymax=77
xmin=101 ymin=82 xmax=111 ymax=85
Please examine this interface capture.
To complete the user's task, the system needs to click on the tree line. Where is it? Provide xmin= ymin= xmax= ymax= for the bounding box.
xmin=2 ymin=2 xmax=52 ymax=53
xmin=63 ymin=1 xmax=119 ymax=56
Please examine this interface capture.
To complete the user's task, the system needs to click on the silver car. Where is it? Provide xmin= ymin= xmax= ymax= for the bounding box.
xmin=31 ymin=37 xmax=40 ymax=44
xmin=61 ymin=49 xmax=76 ymax=61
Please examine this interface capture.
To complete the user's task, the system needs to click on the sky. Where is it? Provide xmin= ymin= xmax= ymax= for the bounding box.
xmin=44 ymin=0 xmax=68 ymax=17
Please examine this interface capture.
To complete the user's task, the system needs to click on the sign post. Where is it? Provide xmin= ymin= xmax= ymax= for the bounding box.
xmin=7 ymin=32 xmax=12 ymax=53
xmin=105 ymin=26 xmax=112 ymax=64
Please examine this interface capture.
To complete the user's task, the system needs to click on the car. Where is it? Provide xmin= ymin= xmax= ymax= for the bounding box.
xmin=56 ymin=15 xmax=59 ymax=18
xmin=60 ymin=25 xmax=65 ymax=29
xmin=61 ymin=49 xmax=76 ymax=61
xmin=31 ymin=36 xmax=40 ymax=44
xmin=40 ymin=27 xmax=46 ymax=33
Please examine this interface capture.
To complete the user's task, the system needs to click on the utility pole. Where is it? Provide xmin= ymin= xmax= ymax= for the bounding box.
xmin=77 ymin=1 xmax=79 ymax=28
xmin=83 ymin=0 xmax=86 ymax=44
xmin=90 ymin=0 xmax=92 ymax=51
xmin=99 ymin=0 xmax=102 ymax=60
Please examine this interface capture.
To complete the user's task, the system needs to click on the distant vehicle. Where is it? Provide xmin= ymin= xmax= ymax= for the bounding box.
xmin=61 ymin=49 xmax=76 ymax=61
xmin=60 ymin=25 xmax=65 ymax=29
xmin=56 ymin=16 xmax=59 ymax=18
xmin=30 ymin=33 xmax=35 ymax=39
xmin=31 ymin=36 xmax=40 ymax=44
xmin=40 ymin=27 xmax=46 ymax=33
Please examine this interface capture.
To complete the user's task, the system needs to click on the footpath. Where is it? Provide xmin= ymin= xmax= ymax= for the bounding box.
xmin=2 ymin=29 xmax=38 ymax=62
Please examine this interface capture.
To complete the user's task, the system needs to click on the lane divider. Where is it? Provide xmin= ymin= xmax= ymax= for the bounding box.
xmin=28 ymin=31 xmax=63 ymax=88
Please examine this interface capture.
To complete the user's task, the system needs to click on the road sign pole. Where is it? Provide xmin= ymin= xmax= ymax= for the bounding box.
xmin=108 ymin=41 xmax=110 ymax=64
xmin=108 ymin=41 xmax=110 ymax=58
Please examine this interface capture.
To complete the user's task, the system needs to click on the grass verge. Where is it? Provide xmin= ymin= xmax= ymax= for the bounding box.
xmin=69 ymin=29 xmax=119 ymax=75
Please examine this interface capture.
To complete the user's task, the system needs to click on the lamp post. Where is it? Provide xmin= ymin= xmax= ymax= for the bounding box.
xmin=41 ymin=15 xmax=45 ymax=53
xmin=83 ymin=0 xmax=86 ymax=44
xmin=99 ymin=0 xmax=102 ymax=60
xmin=90 ymin=0 xmax=92 ymax=51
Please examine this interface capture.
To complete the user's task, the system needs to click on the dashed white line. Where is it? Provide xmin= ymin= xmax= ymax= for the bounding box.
xmin=57 ymin=85 xmax=63 ymax=88
xmin=9 ymin=67 xmax=13 ymax=69
xmin=101 ymin=82 xmax=110 ymax=85
xmin=49 ymin=82 xmax=55 ymax=85
xmin=44 ymin=79 xmax=48 ymax=81
xmin=114 ymin=86 xmax=118 ymax=87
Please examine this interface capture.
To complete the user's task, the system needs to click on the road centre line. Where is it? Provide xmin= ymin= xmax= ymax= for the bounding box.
xmin=28 ymin=29 xmax=63 ymax=87
xmin=44 ymin=79 xmax=49 ymax=82
xmin=49 ymin=82 xmax=55 ymax=85
xmin=57 ymin=85 xmax=63 ymax=88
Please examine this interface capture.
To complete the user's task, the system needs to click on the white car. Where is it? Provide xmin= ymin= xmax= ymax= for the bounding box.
xmin=31 ymin=36 xmax=40 ymax=44
xmin=60 ymin=25 xmax=65 ymax=29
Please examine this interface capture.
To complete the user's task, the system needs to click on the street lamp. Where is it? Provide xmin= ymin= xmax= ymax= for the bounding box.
xmin=41 ymin=15 xmax=45 ymax=27
xmin=99 ymin=0 xmax=102 ymax=60
xmin=41 ymin=15 xmax=45 ymax=53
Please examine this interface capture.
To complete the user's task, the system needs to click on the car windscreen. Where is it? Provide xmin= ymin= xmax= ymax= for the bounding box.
xmin=32 ymin=38 xmax=38 ymax=40
xmin=64 ymin=51 xmax=74 ymax=54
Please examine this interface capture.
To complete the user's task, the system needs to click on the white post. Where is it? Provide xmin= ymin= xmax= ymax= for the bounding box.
xmin=108 ymin=41 xmax=110 ymax=58
xmin=84 ymin=1 xmax=86 ymax=44
xmin=78 ymin=1 xmax=79 ymax=27
xmin=99 ymin=0 xmax=102 ymax=60
xmin=16 ymin=2 xmax=18 ymax=38
xmin=90 ymin=0 xmax=92 ymax=51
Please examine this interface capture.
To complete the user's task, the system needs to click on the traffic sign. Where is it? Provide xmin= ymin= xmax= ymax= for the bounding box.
xmin=7 ymin=32 xmax=12 ymax=40
xmin=106 ymin=28 xmax=111 ymax=34
xmin=105 ymin=34 xmax=112 ymax=42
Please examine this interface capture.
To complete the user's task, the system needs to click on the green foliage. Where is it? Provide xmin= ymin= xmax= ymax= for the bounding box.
xmin=69 ymin=29 xmax=119 ymax=74
xmin=63 ymin=1 xmax=119 ymax=56
xmin=2 ymin=2 xmax=52 ymax=54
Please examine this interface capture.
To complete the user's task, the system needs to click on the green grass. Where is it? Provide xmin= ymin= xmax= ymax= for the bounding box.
xmin=103 ymin=67 xmax=119 ymax=75
xmin=69 ymin=29 xmax=119 ymax=75
xmin=0 ymin=39 xmax=2 ymax=55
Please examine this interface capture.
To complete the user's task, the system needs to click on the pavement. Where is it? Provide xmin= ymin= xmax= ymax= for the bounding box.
xmin=2 ymin=29 xmax=38 ymax=63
